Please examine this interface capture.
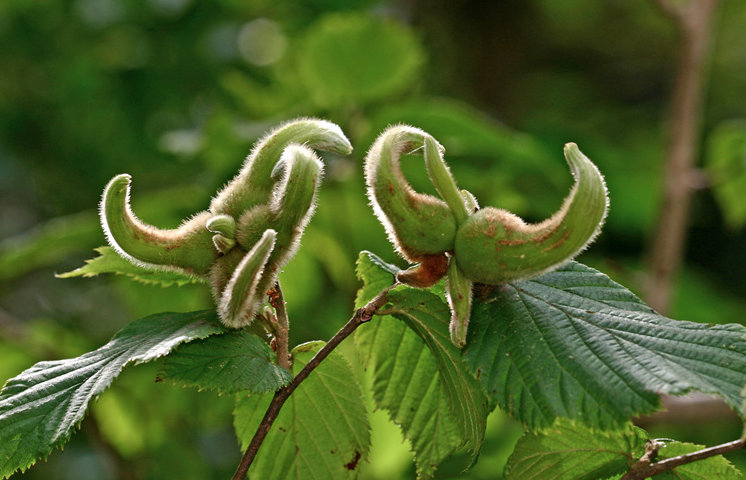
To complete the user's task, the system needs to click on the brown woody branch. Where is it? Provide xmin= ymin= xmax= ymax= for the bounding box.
xmin=647 ymin=0 xmax=720 ymax=314
xmin=269 ymin=283 xmax=291 ymax=370
xmin=621 ymin=438 xmax=745 ymax=479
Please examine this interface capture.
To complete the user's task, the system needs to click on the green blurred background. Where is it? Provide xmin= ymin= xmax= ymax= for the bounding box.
xmin=1 ymin=0 xmax=746 ymax=478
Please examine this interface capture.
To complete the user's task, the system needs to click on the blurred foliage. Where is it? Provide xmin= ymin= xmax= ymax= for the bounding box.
xmin=1 ymin=0 xmax=745 ymax=478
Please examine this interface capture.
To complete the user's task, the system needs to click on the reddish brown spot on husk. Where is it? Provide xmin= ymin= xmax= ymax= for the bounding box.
xmin=530 ymin=224 xmax=560 ymax=245
xmin=485 ymin=222 xmax=497 ymax=237
xmin=495 ymin=238 xmax=527 ymax=247
xmin=545 ymin=229 xmax=573 ymax=251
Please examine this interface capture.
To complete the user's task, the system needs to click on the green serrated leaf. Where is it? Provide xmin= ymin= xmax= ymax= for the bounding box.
xmin=464 ymin=261 xmax=746 ymax=429
xmin=354 ymin=251 xmax=398 ymax=321
xmin=385 ymin=286 xmax=490 ymax=455
xmin=0 ymin=310 xmax=225 ymax=478
xmin=355 ymin=251 xmax=488 ymax=472
xmin=57 ymin=246 xmax=205 ymax=287
xmin=505 ymin=419 xmax=647 ymax=480
xmin=234 ymin=341 xmax=370 ymax=480
xmin=157 ymin=330 xmax=292 ymax=395
xmin=356 ymin=314 xmax=463 ymax=478
xmin=506 ymin=419 xmax=744 ymax=480
xmin=355 ymin=252 xmax=461 ymax=478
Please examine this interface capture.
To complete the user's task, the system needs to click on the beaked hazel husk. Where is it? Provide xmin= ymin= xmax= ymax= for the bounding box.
xmin=364 ymin=127 xmax=608 ymax=349
xmin=99 ymin=118 xmax=347 ymax=329
xmin=365 ymin=125 xmax=459 ymax=287
xmin=453 ymin=142 xmax=608 ymax=284
xmin=100 ymin=174 xmax=216 ymax=277
xmin=212 ymin=144 xmax=325 ymax=325
xmin=210 ymin=118 xmax=351 ymax=218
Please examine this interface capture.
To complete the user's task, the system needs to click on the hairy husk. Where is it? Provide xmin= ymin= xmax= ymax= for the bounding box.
xmin=211 ymin=145 xmax=324 ymax=327
xmin=100 ymin=174 xmax=216 ymax=277
xmin=100 ymin=119 xmax=343 ymax=329
xmin=364 ymin=125 xmax=457 ymax=263
xmin=454 ymin=143 xmax=608 ymax=284
xmin=210 ymin=118 xmax=351 ymax=217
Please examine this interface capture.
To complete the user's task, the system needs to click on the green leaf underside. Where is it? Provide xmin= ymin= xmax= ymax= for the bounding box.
xmin=384 ymin=286 xmax=489 ymax=452
xmin=0 ymin=310 xmax=225 ymax=478
xmin=234 ymin=341 xmax=370 ymax=480
xmin=157 ymin=330 xmax=293 ymax=395
xmin=506 ymin=419 xmax=743 ymax=480
xmin=355 ymin=252 xmax=486 ymax=475
xmin=355 ymin=253 xmax=462 ymax=475
xmin=361 ymin=317 xmax=463 ymax=478
xmin=57 ymin=246 xmax=205 ymax=287
xmin=464 ymin=261 xmax=746 ymax=429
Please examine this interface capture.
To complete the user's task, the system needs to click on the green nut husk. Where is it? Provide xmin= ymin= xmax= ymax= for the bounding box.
xmin=211 ymin=234 xmax=236 ymax=255
xmin=364 ymin=125 xmax=457 ymax=265
xmin=210 ymin=118 xmax=351 ymax=217
xmin=99 ymin=119 xmax=349 ymax=330
xmin=218 ymin=229 xmax=277 ymax=328
xmin=446 ymin=257 xmax=473 ymax=348
xmin=211 ymin=145 xmax=325 ymax=327
xmin=424 ymin=135 xmax=470 ymax=226
xmin=99 ymin=174 xmax=216 ymax=277
xmin=207 ymin=214 xmax=237 ymax=237
xmin=454 ymin=143 xmax=608 ymax=284
xmin=234 ymin=144 xmax=323 ymax=272
xmin=461 ymin=189 xmax=480 ymax=214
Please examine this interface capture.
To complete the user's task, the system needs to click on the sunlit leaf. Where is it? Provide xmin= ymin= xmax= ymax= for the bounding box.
xmin=234 ymin=341 xmax=370 ymax=480
xmin=157 ymin=330 xmax=292 ymax=395
xmin=355 ymin=252 xmax=462 ymax=478
xmin=0 ymin=310 xmax=225 ymax=479
xmin=384 ymin=286 xmax=489 ymax=454
xmin=356 ymin=252 xmax=489 ymax=467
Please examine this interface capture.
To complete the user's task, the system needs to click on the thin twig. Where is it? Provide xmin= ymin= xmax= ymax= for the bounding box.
xmin=230 ymin=285 xmax=395 ymax=480
xmin=270 ymin=283 xmax=291 ymax=370
xmin=621 ymin=438 xmax=746 ymax=479
xmin=647 ymin=0 xmax=720 ymax=315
